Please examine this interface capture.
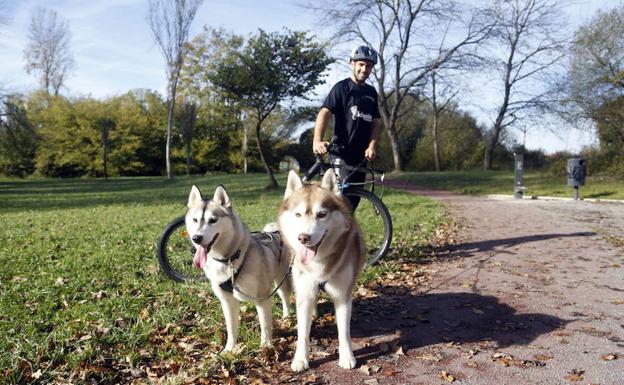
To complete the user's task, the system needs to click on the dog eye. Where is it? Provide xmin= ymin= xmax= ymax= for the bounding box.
xmin=295 ymin=213 xmax=302 ymax=218
xmin=316 ymin=211 xmax=327 ymax=219
xmin=193 ymin=218 xmax=198 ymax=223
xmin=208 ymin=216 xmax=218 ymax=224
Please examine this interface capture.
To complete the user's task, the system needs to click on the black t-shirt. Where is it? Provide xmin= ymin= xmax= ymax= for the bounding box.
xmin=322 ymin=78 xmax=380 ymax=165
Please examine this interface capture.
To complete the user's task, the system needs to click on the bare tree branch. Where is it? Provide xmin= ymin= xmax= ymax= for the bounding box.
xmin=23 ymin=7 xmax=74 ymax=96
xmin=147 ymin=0 xmax=203 ymax=179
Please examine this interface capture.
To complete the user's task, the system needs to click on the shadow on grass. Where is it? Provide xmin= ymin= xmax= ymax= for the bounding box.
xmin=0 ymin=175 xmax=283 ymax=213
xmin=584 ymin=191 xmax=617 ymax=199
xmin=307 ymin=290 xmax=567 ymax=368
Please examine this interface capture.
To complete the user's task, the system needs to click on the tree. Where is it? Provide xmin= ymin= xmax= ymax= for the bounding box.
xmin=427 ymin=68 xmax=458 ymax=171
xmin=179 ymin=28 xmax=246 ymax=172
xmin=482 ymin=0 xmax=566 ymax=170
xmin=210 ymin=29 xmax=333 ymax=188
xmin=147 ymin=0 xmax=203 ymax=179
xmin=0 ymin=95 xmax=38 ymax=177
xmin=567 ymin=4 xmax=624 ymax=157
xmin=98 ymin=116 xmax=115 ymax=180
xmin=310 ymin=0 xmax=494 ymax=172
xmin=23 ymin=7 xmax=74 ymax=96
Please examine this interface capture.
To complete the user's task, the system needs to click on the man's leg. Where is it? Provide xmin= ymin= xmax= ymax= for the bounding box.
xmin=344 ymin=170 xmax=365 ymax=211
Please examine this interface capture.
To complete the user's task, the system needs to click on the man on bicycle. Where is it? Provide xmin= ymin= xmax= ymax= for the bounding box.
xmin=312 ymin=45 xmax=381 ymax=209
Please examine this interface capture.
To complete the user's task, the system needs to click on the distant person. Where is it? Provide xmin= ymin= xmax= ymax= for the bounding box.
xmin=312 ymin=45 xmax=381 ymax=209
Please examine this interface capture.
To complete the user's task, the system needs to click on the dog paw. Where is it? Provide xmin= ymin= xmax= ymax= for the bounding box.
xmin=290 ymin=357 xmax=309 ymax=372
xmin=338 ymin=355 xmax=357 ymax=369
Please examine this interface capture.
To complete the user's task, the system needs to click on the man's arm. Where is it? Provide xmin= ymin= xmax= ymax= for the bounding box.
xmin=364 ymin=117 xmax=380 ymax=160
xmin=313 ymin=107 xmax=333 ymax=155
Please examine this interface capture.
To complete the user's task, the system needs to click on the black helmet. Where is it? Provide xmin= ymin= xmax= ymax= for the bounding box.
xmin=350 ymin=45 xmax=377 ymax=65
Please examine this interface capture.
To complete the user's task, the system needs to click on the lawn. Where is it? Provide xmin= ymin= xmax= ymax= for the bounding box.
xmin=395 ymin=170 xmax=624 ymax=200
xmin=0 ymin=174 xmax=445 ymax=384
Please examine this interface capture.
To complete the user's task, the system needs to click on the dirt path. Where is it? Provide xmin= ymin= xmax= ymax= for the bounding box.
xmin=308 ymin=181 xmax=624 ymax=385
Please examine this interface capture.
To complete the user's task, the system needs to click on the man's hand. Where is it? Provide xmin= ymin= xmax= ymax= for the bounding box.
xmin=313 ymin=140 xmax=329 ymax=155
xmin=365 ymin=145 xmax=376 ymax=161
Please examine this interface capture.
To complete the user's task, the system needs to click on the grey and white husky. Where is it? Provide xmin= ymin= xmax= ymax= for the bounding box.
xmin=186 ymin=185 xmax=292 ymax=351
xmin=278 ymin=170 xmax=365 ymax=371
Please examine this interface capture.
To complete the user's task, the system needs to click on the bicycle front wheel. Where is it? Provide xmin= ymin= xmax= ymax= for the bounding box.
xmin=156 ymin=216 xmax=207 ymax=282
xmin=344 ymin=188 xmax=393 ymax=265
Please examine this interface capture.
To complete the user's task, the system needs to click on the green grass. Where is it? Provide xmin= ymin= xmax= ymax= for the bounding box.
xmin=395 ymin=170 xmax=624 ymax=200
xmin=0 ymin=174 xmax=444 ymax=383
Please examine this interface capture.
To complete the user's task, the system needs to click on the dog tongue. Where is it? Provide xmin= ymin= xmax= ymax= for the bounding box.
xmin=193 ymin=246 xmax=207 ymax=269
xmin=298 ymin=245 xmax=316 ymax=266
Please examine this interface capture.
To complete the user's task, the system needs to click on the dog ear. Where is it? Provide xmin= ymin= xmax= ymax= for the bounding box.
xmin=321 ymin=169 xmax=340 ymax=195
xmin=213 ymin=185 xmax=232 ymax=208
xmin=188 ymin=185 xmax=203 ymax=208
xmin=284 ymin=170 xmax=303 ymax=200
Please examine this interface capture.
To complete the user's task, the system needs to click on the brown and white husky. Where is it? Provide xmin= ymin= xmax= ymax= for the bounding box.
xmin=278 ymin=170 xmax=365 ymax=371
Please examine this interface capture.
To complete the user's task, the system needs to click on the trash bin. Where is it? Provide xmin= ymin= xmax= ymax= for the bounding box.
xmin=567 ymin=158 xmax=586 ymax=200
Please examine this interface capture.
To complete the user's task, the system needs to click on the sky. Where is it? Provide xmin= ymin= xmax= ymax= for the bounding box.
xmin=0 ymin=0 xmax=620 ymax=154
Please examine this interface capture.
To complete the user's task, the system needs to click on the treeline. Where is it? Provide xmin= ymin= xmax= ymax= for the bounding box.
xmin=0 ymin=90 xmax=305 ymax=178
xmin=0 ymin=87 xmax=583 ymax=179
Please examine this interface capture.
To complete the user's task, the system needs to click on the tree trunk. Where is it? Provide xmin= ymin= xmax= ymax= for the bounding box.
xmin=185 ymin=141 xmax=191 ymax=176
xmin=380 ymin=110 xmax=403 ymax=172
xmin=387 ymin=126 xmax=402 ymax=172
xmin=165 ymin=75 xmax=179 ymax=179
xmin=255 ymin=120 xmax=278 ymax=188
xmin=166 ymin=98 xmax=174 ymax=179
xmin=242 ymin=117 xmax=248 ymax=174
xmin=432 ymin=112 xmax=441 ymax=172
xmin=484 ymin=117 xmax=503 ymax=170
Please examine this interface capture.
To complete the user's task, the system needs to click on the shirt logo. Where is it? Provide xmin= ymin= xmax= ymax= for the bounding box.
xmin=350 ymin=105 xmax=373 ymax=122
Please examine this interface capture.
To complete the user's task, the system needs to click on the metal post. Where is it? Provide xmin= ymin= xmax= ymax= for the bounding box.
xmin=573 ymin=186 xmax=579 ymax=201
xmin=514 ymin=153 xmax=524 ymax=199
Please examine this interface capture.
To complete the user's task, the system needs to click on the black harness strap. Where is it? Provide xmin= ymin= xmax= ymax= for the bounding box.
xmin=212 ymin=249 xmax=241 ymax=264
xmin=216 ymin=249 xmax=243 ymax=293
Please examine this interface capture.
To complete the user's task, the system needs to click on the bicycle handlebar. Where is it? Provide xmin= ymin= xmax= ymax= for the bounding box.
xmin=303 ymin=136 xmax=385 ymax=183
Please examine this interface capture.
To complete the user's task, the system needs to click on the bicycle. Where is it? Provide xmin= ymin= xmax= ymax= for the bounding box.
xmin=156 ymin=143 xmax=393 ymax=282
xmin=301 ymin=141 xmax=393 ymax=266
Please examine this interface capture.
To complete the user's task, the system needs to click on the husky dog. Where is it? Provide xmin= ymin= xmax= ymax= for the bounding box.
xmin=278 ymin=170 xmax=365 ymax=371
xmin=186 ymin=185 xmax=292 ymax=351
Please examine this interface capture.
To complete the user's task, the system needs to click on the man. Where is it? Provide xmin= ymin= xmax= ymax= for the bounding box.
xmin=312 ymin=45 xmax=381 ymax=209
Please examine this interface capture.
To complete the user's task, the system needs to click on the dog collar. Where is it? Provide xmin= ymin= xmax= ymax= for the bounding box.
xmin=211 ymin=249 xmax=241 ymax=264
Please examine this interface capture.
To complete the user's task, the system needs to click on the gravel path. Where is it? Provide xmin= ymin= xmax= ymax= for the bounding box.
xmin=309 ymin=181 xmax=624 ymax=385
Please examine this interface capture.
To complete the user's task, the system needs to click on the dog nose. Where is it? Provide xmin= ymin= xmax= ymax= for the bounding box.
xmin=298 ymin=233 xmax=310 ymax=244
xmin=192 ymin=234 xmax=203 ymax=244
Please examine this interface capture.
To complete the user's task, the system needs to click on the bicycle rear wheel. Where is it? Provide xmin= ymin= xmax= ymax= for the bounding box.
xmin=344 ymin=188 xmax=392 ymax=265
xmin=156 ymin=216 xmax=207 ymax=282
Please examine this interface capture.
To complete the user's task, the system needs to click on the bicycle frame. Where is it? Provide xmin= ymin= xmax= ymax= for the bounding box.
xmin=302 ymin=154 xmax=386 ymax=198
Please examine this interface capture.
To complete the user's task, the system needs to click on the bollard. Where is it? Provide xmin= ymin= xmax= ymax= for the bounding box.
xmin=567 ymin=158 xmax=586 ymax=200
xmin=514 ymin=153 xmax=524 ymax=199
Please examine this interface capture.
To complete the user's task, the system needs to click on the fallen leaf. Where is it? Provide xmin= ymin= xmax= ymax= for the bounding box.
xmin=440 ymin=371 xmax=456 ymax=383
xmin=416 ymin=352 xmax=443 ymax=362
xmin=564 ymin=369 xmax=584 ymax=382
xmin=600 ymin=353 xmax=617 ymax=361
xmin=359 ymin=365 xmax=371 ymax=375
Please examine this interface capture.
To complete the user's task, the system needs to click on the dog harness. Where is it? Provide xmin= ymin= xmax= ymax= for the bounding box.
xmin=217 ymin=231 xmax=289 ymax=296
